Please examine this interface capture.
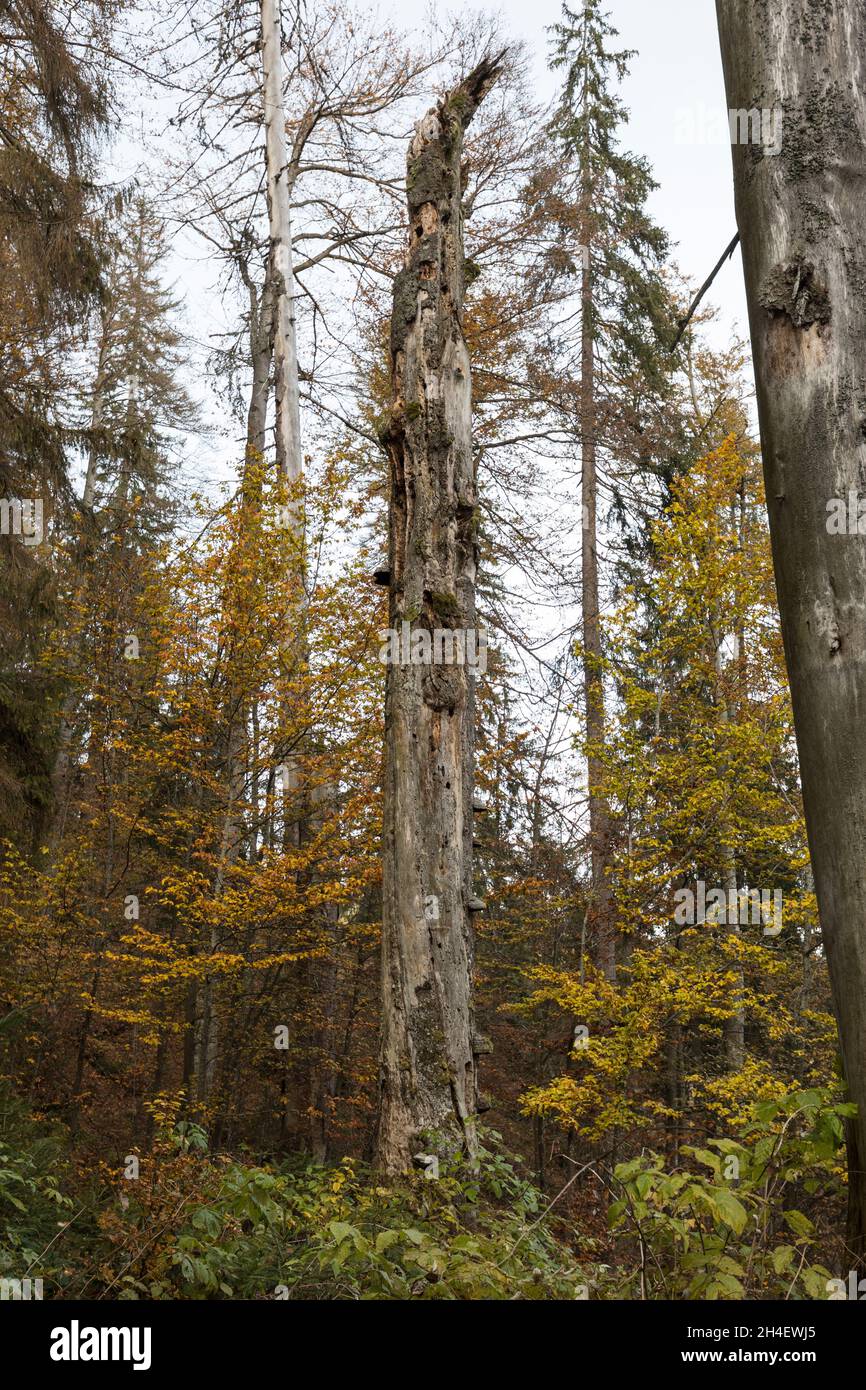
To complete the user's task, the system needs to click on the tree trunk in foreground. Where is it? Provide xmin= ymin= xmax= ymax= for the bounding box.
xmin=716 ymin=0 xmax=866 ymax=1266
xmin=373 ymin=54 xmax=503 ymax=1174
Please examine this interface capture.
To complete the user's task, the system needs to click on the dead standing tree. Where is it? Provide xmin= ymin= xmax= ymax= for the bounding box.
xmin=374 ymin=54 xmax=504 ymax=1174
xmin=716 ymin=0 xmax=866 ymax=1261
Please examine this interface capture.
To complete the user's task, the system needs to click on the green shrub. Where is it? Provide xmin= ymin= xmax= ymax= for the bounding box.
xmin=107 ymin=1130 xmax=589 ymax=1300
xmin=0 ymin=1086 xmax=74 ymax=1283
xmin=604 ymin=1087 xmax=849 ymax=1299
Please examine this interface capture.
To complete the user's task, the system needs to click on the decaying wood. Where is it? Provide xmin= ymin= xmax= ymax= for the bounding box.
xmin=374 ymin=54 xmax=504 ymax=1173
xmin=261 ymin=0 xmax=303 ymax=491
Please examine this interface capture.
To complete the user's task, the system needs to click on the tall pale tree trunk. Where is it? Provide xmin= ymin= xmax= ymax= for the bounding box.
xmin=260 ymin=0 xmax=302 ymax=492
xmin=373 ymin=55 xmax=503 ymax=1174
xmin=260 ymin=0 xmax=306 ymax=855
xmin=716 ymin=0 xmax=866 ymax=1263
xmin=201 ymin=12 xmax=307 ymax=1105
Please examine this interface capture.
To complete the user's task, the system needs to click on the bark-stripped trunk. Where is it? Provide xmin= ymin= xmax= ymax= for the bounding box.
xmin=373 ymin=55 xmax=502 ymax=1173
xmin=261 ymin=0 xmax=302 ymax=492
xmin=261 ymin=0 xmax=305 ymax=854
xmin=716 ymin=0 xmax=866 ymax=1262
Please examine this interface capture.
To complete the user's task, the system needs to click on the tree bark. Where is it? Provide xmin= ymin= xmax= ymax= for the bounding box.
xmin=242 ymin=271 xmax=275 ymax=490
xmin=715 ymin=631 xmax=745 ymax=1070
xmin=261 ymin=0 xmax=307 ymax=858
xmin=580 ymin=226 xmax=615 ymax=982
xmin=260 ymin=0 xmax=303 ymax=491
xmin=716 ymin=0 xmax=866 ymax=1265
xmin=574 ymin=10 xmax=615 ymax=982
xmin=373 ymin=54 xmax=503 ymax=1174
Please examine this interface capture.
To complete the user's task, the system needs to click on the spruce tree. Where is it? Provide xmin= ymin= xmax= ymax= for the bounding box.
xmin=542 ymin=1 xmax=676 ymax=978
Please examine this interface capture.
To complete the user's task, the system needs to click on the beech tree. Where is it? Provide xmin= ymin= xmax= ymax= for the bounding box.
xmin=716 ymin=0 xmax=866 ymax=1264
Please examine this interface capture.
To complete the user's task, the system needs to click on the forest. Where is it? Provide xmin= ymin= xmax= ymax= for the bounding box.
xmin=1 ymin=0 xmax=865 ymax=1316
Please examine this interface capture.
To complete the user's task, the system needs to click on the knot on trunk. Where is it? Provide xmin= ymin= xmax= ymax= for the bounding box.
xmin=422 ymin=664 xmax=463 ymax=713
xmin=760 ymin=259 xmax=830 ymax=329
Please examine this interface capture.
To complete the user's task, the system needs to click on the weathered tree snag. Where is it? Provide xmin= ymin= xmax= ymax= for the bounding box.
xmin=261 ymin=0 xmax=303 ymax=491
xmin=373 ymin=54 xmax=503 ymax=1174
xmin=716 ymin=0 xmax=866 ymax=1263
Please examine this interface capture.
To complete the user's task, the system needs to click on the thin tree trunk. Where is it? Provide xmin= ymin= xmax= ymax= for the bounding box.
xmin=580 ymin=208 xmax=615 ymax=982
xmin=722 ymin=848 xmax=745 ymax=1068
xmin=715 ymin=635 xmax=745 ymax=1070
xmin=50 ymin=307 xmax=112 ymax=844
xmin=260 ymin=0 xmax=307 ymax=855
xmin=716 ymin=0 xmax=866 ymax=1265
xmin=196 ymin=272 xmax=273 ymax=1104
xmin=260 ymin=0 xmax=302 ymax=491
xmin=196 ymin=708 xmax=246 ymax=1103
xmin=242 ymin=272 xmax=275 ymax=492
xmin=373 ymin=55 xmax=503 ymax=1174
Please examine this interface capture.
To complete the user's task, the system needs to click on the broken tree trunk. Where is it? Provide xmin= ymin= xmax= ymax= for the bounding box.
xmin=716 ymin=0 xmax=866 ymax=1264
xmin=373 ymin=54 xmax=503 ymax=1174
